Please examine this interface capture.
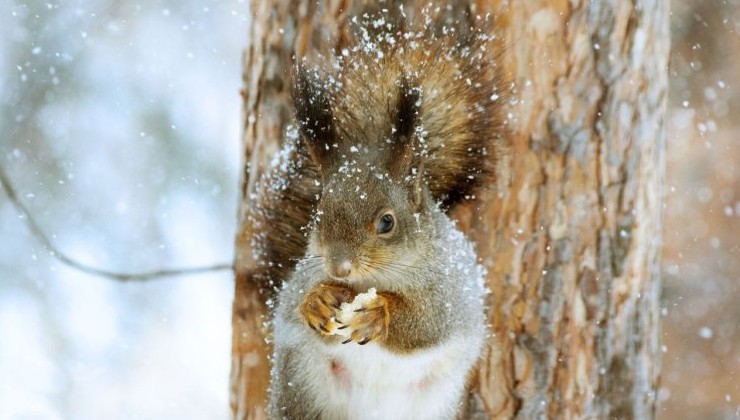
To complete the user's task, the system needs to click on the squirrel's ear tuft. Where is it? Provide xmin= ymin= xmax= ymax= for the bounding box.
xmin=388 ymin=79 xmax=422 ymax=180
xmin=292 ymin=62 xmax=336 ymax=171
xmin=393 ymin=78 xmax=420 ymax=142
xmin=389 ymin=79 xmax=425 ymax=205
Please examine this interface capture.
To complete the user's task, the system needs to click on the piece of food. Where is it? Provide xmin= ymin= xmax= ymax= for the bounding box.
xmin=327 ymin=288 xmax=377 ymax=337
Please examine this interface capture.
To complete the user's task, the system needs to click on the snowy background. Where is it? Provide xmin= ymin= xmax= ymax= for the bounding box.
xmin=0 ymin=0 xmax=246 ymax=418
xmin=660 ymin=1 xmax=740 ymax=418
xmin=0 ymin=1 xmax=738 ymax=419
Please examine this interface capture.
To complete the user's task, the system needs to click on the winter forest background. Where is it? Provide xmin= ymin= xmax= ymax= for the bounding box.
xmin=0 ymin=0 xmax=737 ymax=419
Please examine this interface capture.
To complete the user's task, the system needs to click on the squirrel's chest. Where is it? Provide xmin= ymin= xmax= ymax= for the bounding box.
xmin=316 ymin=342 xmax=463 ymax=419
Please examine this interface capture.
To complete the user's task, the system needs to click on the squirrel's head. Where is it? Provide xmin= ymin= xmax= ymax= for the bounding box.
xmin=293 ymin=64 xmax=430 ymax=283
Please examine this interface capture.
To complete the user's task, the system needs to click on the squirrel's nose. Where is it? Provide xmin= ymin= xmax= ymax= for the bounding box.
xmin=330 ymin=259 xmax=352 ymax=278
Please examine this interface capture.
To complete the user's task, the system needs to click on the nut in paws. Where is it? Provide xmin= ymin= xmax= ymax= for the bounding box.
xmin=299 ymin=284 xmax=354 ymax=335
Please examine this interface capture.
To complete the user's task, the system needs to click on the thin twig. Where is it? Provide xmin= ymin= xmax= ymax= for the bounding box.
xmin=0 ymin=165 xmax=233 ymax=281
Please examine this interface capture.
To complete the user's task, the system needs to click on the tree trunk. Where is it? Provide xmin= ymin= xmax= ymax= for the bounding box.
xmin=230 ymin=1 xmax=668 ymax=419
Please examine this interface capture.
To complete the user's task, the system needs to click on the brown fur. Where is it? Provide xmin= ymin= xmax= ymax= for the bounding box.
xmin=243 ymin=144 xmax=321 ymax=299
xmin=327 ymin=31 xmax=508 ymax=207
xmin=244 ymin=16 xmax=508 ymax=300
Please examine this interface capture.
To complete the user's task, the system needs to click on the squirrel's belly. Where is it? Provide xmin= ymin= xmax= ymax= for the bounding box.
xmin=319 ymin=340 xmax=469 ymax=420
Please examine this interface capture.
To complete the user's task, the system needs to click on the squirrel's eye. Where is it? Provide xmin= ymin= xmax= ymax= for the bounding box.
xmin=377 ymin=213 xmax=395 ymax=235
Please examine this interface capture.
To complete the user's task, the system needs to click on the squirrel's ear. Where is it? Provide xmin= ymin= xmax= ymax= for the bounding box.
xmin=389 ymin=79 xmax=425 ymax=205
xmin=292 ymin=62 xmax=336 ymax=172
xmin=388 ymin=78 xmax=422 ymax=180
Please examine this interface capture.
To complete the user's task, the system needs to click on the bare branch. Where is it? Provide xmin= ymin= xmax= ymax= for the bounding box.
xmin=0 ymin=165 xmax=233 ymax=281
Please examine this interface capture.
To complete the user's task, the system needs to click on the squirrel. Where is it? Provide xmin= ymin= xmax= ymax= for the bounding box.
xmin=243 ymin=16 xmax=507 ymax=302
xmin=263 ymin=15 xmax=508 ymax=420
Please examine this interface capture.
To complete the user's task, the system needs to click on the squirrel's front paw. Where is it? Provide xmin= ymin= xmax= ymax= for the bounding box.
xmin=299 ymin=284 xmax=354 ymax=336
xmin=342 ymin=293 xmax=390 ymax=345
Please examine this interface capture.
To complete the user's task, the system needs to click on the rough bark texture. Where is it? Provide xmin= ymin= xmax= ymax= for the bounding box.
xmin=230 ymin=1 xmax=669 ymax=419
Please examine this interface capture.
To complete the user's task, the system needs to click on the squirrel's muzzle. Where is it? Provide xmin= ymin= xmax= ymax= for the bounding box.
xmin=327 ymin=257 xmax=353 ymax=279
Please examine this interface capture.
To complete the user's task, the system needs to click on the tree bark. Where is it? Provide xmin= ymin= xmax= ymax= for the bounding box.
xmin=230 ymin=1 xmax=668 ymax=419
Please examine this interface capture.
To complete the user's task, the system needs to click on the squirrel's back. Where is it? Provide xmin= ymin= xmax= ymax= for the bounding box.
xmin=244 ymin=21 xmax=508 ymax=298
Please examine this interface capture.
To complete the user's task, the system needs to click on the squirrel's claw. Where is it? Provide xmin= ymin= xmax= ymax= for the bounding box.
xmin=345 ymin=294 xmax=390 ymax=345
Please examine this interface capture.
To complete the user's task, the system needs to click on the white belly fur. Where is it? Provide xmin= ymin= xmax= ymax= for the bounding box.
xmin=314 ymin=338 xmax=472 ymax=420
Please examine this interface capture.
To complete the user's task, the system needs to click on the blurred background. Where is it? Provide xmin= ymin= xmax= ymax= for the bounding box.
xmin=0 ymin=0 xmax=246 ymax=418
xmin=0 ymin=0 xmax=737 ymax=419
xmin=661 ymin=1 xmax=740 ymax=418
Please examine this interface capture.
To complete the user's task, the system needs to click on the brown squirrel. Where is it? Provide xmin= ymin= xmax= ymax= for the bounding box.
xmin=244 ymin=19 xmax=507 ymax=302
xmin=262 ymin=15 xmax=508 ymax=420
